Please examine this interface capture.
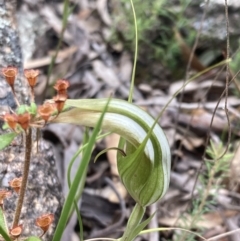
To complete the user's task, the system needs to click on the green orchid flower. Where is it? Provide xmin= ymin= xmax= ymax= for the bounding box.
xmin=53 ymin=98 xmax=171 ymax=207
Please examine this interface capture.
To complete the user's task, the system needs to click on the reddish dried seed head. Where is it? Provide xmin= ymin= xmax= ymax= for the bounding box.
xmin=54 ymin=80 xmax=70 ymax=92
xmin=17 ymin=113 xmax=31 ymax=131
xmin=24 ymin=69 xmax=40 ymax=88
xmin=38 ymin=103 xmax=56 ymax=122
xmin=3 ymin=113 xmax=18 ymax=130
xmin=2 ymin=67 xmax=18 ymax=87
xmin=54 ymin=80 xmax=70 ymax=99
xmin=9 ymin=224 xmax=23 ymax=238
xmin=9 ymin=177 xmax=22 ymax=194
xmin=36 ymin=214 xmax=54 ymax=232
xmin=52 ymin=80 xmax=69 ymax=112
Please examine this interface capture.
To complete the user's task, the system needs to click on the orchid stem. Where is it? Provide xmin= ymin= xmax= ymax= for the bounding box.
xmin=120 ymin=203 xmax=145 ymax=241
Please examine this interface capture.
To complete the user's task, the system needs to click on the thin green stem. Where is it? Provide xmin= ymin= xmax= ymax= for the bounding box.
xmin=73 ymin=201 xmax=83 ymax=241
xmin=43 ymin=0 xmax=70 ymax=100
xmin=67 ymin=132 xmax=111 ymax=200
xmin=128 ymin=0 xmax=138 ymax=103
xmin=68 ymin=128 xmax=90 ymax=241
xmin=66 ymin=131 xmax=111 ymax=236
xmin=12 ymin=128 xmax=32 ymax=227
xmin=139 ymin=227 xmax=207 ymax=240
xmin=85 ymin=239 xmax=117 ymax=241
xmin=120 ymin=203 xmax=145 ymax=241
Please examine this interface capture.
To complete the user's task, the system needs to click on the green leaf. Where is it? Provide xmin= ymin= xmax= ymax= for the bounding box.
xmin=0 ymin=132 xmax=18 ymax=150
xmin=24 ymin=236 xmax=42 ymax=241
xmin=0 ymin=208 xmax=8 ymax=234
xmin=0 ymin=226 xmax=11 ymax=241
xmin=0 ymin=208 xmax=10 ymax=241
xmin=17 ymin=105 xmax=28 ymax=114
xmin=67 ymin=128 xmax=91 ymax=241
xmin=16 ymin=103 xmax=37 ymax=116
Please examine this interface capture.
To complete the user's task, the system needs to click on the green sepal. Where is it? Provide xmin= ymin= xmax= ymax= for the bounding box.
xmin=24 ymin=237 xmax=42 ymax=241
xmin=117 ymin=147 xmax=152 ymax=206
xmin=27 ymin=102 xmax=37 ymax=116
xmin=16 ymin=105 xmax=28 ymax=114
xmin=118 ymin=138 xmax=164 ymax=207
xmin=16 ymin=103 xmax=37 ymax=116
xmin=0 ymin=132 xmax=18 ymax=150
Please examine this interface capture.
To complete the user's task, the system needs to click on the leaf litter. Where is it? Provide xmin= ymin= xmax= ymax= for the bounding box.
xmin=15 ymin=0 xmax=240 ymax=240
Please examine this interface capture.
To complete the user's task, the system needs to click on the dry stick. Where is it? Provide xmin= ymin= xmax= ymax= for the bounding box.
xmin=196 ymin=0 xmax=232 ymax=164
xmin=186 ymin=68 xmax=240 ymax=210
xmin=172 ymin=0 xmax=210 ymax=149
xmin=223 ymin=0 xmax=231 ymax=157
xmin=174 ymin=64 xmax=226 ymax=229
xmin=177 ymin=2 xmax=232 ymax=240
xmin=12 ymin=128 xmax=32 ymax=227
xmin=172 ymin=0 xmax=210 ymax=175
xmin=173 ymin=0 xmax=210 ymax=237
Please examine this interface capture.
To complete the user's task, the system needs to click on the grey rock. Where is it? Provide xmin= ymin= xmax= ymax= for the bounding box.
xmin=0 ymin=1 xmax=64 ymax=240
xmin=186 ymin=0 xmax=240 ymax=44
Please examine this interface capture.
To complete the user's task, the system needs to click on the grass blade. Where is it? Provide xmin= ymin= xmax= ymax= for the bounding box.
xmin=52 ymin=98 xmax=111 ymax=241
